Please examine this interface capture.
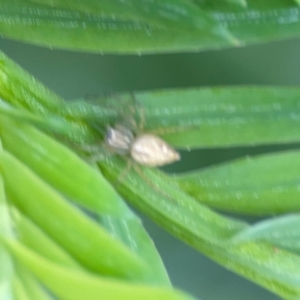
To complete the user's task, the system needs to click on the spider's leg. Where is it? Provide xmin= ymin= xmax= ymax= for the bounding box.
xmin=117 ymin=159 xmax=133 ymax=184
xmin=132 ymin=93 xmax=146 ymax=132
xmin=81 ymin=93 xmax=138 ymax=128
xmin=86 ymin=149 xmax=115 ymax=163
xmin=74 ymin=141 xmax=116 ymax=163
xmin=137 ymin=105 xmax=146 ymax=132
xmin=105 ymin=92 xmax=138 ymax=132
xmin=148 ymin=124 xmax=200 ymax=135
xmin=133 ymin=165 xmax=177 ymax=203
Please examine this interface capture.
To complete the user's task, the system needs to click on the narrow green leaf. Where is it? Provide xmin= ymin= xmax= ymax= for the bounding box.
xmin=229 ymin=214 xmax=300 ymax=253
xmin=225 ymin=0 xmax=247 ymax=7
xmin=0 ymin=1 xmax=238 ymax=54
xmin=198 ymin=0 xmax=247 ymax=7
xmin=1 ymin=1 xmax=300 ymax=53
xmin=13 ymin=208 xmax=82 ymax=270
xmin=5 ymin=239 xmax=195 ymax=300
xmin=28 ymin=0 xmax=217 ymax=30
xmin=0 ymin=51 xmax=64 ymax=113
xmin=0 ymin=161 xmax=11 ymax=238
xmin=208 ymin=243 xmax=300 ymax=297
xmin=14 ymin=264 xmax=55 ymax=300
xmin=176 ymin=150 xmax=300 ymax=215
xmin=135 ymin=87 xmax=300 ymax=148
xmin=0 ymin=149 xmax=148 ymax=281
xmin=0 ymin=51 xmax=93 ymax=143
xmin=12 ymin=274 xmax=32 ymax=300
xmin=0 ymin=157 xmax=13 ymax=300
xmin=99 ymin=214 xmax=171 ymax=287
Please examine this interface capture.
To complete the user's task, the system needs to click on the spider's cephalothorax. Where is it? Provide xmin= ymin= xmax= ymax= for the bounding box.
xmin=105 ymin=125 xmax=180 ymax=167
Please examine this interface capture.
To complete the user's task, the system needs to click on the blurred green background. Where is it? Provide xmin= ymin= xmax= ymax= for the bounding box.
xmin=2 ymin=36 xmax=299 ymax=299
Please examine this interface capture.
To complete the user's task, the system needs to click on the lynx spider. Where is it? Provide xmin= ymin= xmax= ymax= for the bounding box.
xmin=84 ymin=93 xmax=180 ymax=168
xmin=105 ymin=106 xmax=180 ymax=168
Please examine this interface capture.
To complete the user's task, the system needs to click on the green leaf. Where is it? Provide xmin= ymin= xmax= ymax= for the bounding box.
xmin=0 ymin=51 xmax=94 ymax=144
xmin=176 ymin=150 xmax=300 ymax=215
xmin=13 ymin=208 xmax=82 ymax=270
xmin=0 ymin=50 xmax=64 ymax=112
xmin=12 ymin=274 xmax=32 ymax=300
xmin=0 ymin=117 xmax=128 ymax=216
xmin=28 ymin=0 xmax=215 ymax=30
xmin=4 ymin=239 xmax=194 ymax=300
xmin=1 ymin=1 xmax=300 ymax=53
xmin=13 ymin=265 xmax=55 ymax=300
xmin=135 ymin=87 xmax=300 ymax=148
xmin=98 ymin=158 xmax=300 ymax=299
xmin=224 ymin=0 xmax=247 ymax=7
xmin=0 ymin=160 xmax=13 ymax=300
xmin=98 ymin=214 xmax=171 ymax=287
xmin=0 ymin=148 xmax=149 ymax=281
xmin=0 ymin=1 xmax=236 ymax=54
xmin=229 ymin=214 xmax=300 ymax=253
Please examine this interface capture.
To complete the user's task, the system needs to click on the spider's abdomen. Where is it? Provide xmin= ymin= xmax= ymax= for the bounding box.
xmin=130 ymin=134 xmax=180 ymax=167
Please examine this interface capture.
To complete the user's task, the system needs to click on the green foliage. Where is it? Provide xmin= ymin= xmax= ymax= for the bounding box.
xmin=0 ymin=170 xmax=13 ymax=299
xmin=0 ymin=1 xmax=300 ymax=300
xmin=176 ymin=150 xmax=300 ymax=214
xmin=0 ymin=1 xmax=300 ymax=53
xmin=1 ymin=49 xmax=300 ymax=299
xmin=137 ymin=87 xmax=300 ymax=148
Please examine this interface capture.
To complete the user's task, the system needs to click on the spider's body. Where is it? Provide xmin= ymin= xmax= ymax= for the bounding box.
xmin=105 ymin=125 xmax=180 ymax=167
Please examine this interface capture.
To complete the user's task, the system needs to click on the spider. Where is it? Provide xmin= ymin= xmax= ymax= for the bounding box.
xmin=83 ymin=93 xmax=181 ymax=168
xmin=105 ymin=123 xmax=180 ymax=167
